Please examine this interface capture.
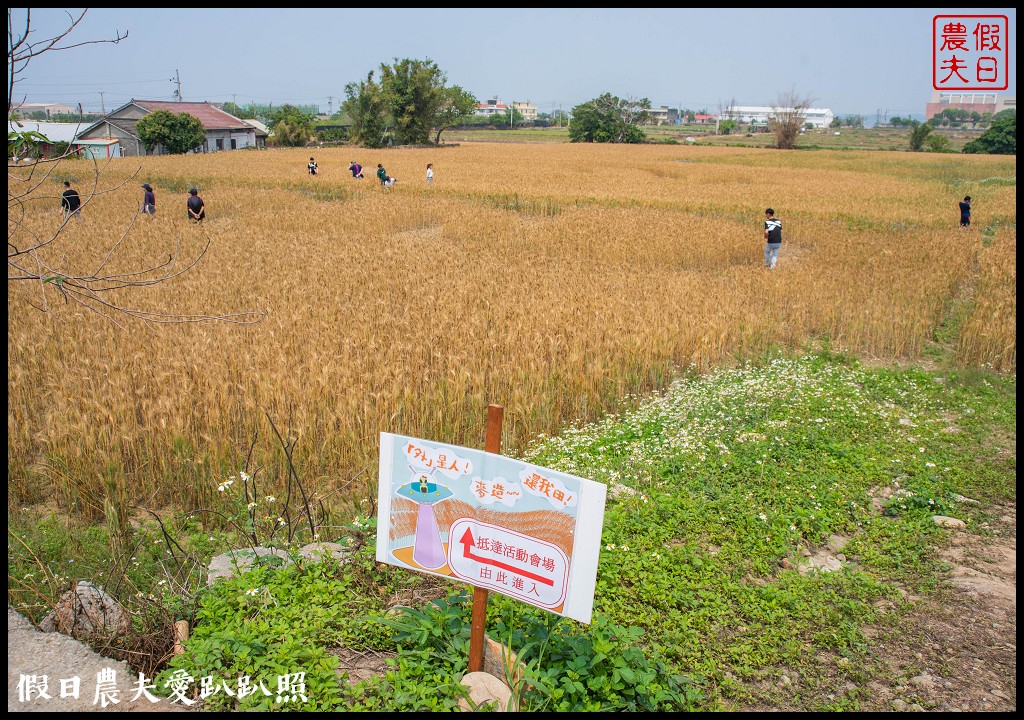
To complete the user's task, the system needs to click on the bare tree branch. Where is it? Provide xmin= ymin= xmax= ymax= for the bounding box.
xmin=770 ymin=88 xmax=815 ymax=150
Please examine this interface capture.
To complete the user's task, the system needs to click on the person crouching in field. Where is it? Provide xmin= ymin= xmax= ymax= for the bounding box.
xmin=187 ymin=188 xmax=206 ymax=223
xmin=763 ymin=208 xmax=782 ymax=269
xmin=349 ymin=161 xmax=364 ymax=178
xmin=385 ymin=176 xmax=397 ymax=189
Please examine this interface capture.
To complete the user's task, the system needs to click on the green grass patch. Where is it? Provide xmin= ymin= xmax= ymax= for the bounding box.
xmin=9 ymin=354 xmax=1014 ymax=710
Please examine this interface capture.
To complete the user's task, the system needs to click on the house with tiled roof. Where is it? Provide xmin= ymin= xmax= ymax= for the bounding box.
xmin=74 ymin=100 xmax=258 ymax=156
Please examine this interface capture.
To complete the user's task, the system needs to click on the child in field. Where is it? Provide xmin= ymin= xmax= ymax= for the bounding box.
xmin=426 ymin=163 xmax=434 ymax=185
xmin=308 ymin=157 xmax=318 ymax=175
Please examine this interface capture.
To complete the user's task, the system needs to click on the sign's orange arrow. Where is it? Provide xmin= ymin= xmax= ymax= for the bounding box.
xmin=458 ymin=526 xmax=554 ymax=586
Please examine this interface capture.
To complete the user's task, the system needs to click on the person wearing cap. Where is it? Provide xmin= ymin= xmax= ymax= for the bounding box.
xmin=187 ymin=188 xmax=205 ymax=223
xmin=141 ymin=183 xmax=156 ymax=216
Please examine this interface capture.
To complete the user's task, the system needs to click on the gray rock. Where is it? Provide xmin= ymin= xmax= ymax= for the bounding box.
xmin=609 ymin=483 xmax=638 ymax=499
xmin=909 ymin=672 xmax=935 ymax=689
xmin=207 ymin=547 xmax=292 ymax=586
xmin=39 ymin=581 xmax=130 ymax=638
xmin=458 ymin=671 xmax=516 ymax=712
xmin=826 ymin=534 xmax=849 ymax=553
xmin=298 ymin=542 xmax=351 ymax=562
xmin=932 ymin=515 xmax=967 ymax=529
xmin=799 ymin=552 xmax=845 ymax=575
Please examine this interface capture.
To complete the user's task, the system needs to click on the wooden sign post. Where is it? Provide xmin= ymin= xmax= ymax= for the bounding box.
xmin=468 ymin=403 xmax=503 ymax=672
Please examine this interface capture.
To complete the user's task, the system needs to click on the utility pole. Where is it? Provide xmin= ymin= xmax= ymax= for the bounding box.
xmin=170 ymin=69 xmax=182 ymax=102
xmin=99 ymin=91 xmax=105 ymax=113
xmin=328 ymin=96 xmax=333 ymax=115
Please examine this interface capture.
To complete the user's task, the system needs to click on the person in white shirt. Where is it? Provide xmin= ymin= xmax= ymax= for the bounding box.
xmin=426 ymin=163 xmax=434 ymax=185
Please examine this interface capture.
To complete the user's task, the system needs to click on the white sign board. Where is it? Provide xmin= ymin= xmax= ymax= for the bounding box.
xmin=376 ymin=433 xmax=607 ymax=624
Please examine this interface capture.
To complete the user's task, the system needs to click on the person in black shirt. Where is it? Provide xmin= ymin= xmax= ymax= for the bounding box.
xmin=61 ymin=181 xmax=82 ymax=222
xmin=187 ymin=188 xmax=206 ymax=223
xmin=959 ymin=195 xmax=971 ymax=229
xmin=763 ymin=208 xmax=782 ymax=269
xmin=308 ymin=157 xmax=318 ymax=175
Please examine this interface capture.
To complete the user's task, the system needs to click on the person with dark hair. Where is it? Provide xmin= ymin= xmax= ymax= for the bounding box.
xmin=61 ymin=180 xmax=82 ymax=221
xmin=187 ymin=188 xmax=205 ymax=223
xmin=376 ymin=163 xmax=388 ymax=189
xmin=349 ymin=161 xmax=364 ymax=178
xmin=959 ymin=195 xmax=972 ymax=229
xmin=308 ymin=157 xmax=318 ymax=175
xmin=763 ymin=208 xmax=782 ymax=269
xmin=141 ymin=183 xmax=156 ymax=216
xmin=426 ymin=163 xmax=434 ymax=185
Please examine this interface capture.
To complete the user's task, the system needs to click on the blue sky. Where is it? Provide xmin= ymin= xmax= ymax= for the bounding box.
xmin=11 ymin=8 xmax=1017 ymax=118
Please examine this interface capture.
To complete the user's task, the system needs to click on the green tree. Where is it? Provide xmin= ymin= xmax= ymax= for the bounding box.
xmin=432 ymin=85 xmax=478 ymax=144
xmin=962 ymin=109 xmax=1015 ymax=154
xmin=135 ymin=110 xmax=206 ymax=154
xmin=270 ymin=120 xmax=312 ymax=147
xmin=924 ymin=134 xmax=952 ymax=153
xmin=221 ymin=101 xmax=254 ymax=119
xmin=829 ymin=116 xmax=842 ymax=128
xmin=265 ymin=104 xmax=314 ymax=146
xmin=909 ymin=120 xmax=933 ymax=151
xmin=379 ymin=58 xmax=447 ymax=145
xmin=568 ymin=93 xmax=650 ymax=143
xmin=342 ymin=58 xmax=472 ymax=147
xmin=718 ymin=119 xmax=737 ymax=135
xmin=342 ymin=71 xmax=389 ymax=148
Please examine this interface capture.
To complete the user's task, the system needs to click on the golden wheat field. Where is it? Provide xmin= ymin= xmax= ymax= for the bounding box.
xmin=7 ymin=143 xmax=1016 ymax=517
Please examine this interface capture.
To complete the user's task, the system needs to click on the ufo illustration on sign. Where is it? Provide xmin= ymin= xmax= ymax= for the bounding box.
xmin=396 ymin=472 xmax=453 ymax=570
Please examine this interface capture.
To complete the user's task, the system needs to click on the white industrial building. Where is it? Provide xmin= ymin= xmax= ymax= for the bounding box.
xmin=721 ymin=105 xmax=835 ymax=128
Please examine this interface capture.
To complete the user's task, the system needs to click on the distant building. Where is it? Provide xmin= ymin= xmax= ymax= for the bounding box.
xmin=692 ymin=113 xmax=717 ymax=124
xmin=721 ymin=105 xmax=835 ymax=128
xmin=8 ymin=121 xmax=83 ymax=158
xmin=512 ymin=101 xmax=538 ymax=121
xmin=74 ymin=99 xmax=258 ymax=156
xmin=475 ymin=97 xmax=508 ymax=116
xmin=646 ymin=106 xmax=680 ymax=125
xmin=925 ymin=90 xmax=1015 ymax=120
xmin=241 ymin=118 xmax=270 ymax=148
xmin=11 ymin=102 xmax=78 ymax=118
